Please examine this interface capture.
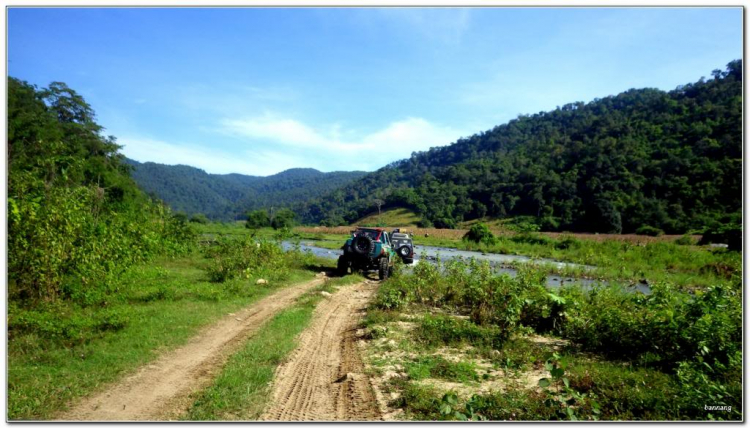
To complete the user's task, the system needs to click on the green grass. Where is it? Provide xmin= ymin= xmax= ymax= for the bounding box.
xmin=405 ymin=356 xmax=479 ymax=383
xmin=355 ymin=208 xmax=421 ymax=227
xmin=7 ymin=251 xmax=328 ymax=420
xmin=184 ymin=274 xmax=363 ymax=420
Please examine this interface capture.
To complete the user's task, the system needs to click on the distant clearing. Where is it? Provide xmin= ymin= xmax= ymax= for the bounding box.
xmin=354 ymin=208 xmax=421 ymax=227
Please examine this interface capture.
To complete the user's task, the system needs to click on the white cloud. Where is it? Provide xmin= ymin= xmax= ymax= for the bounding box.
xmin=120 ymin=116 xmax=468 ymax=176
xmin=119 ymin=136 xmax=302 ymax=176
xmin=219 ymin=114 xmax=466 ymax=159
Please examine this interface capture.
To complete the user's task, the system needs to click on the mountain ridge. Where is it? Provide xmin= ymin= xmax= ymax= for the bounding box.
xmin=126 ymin=159 xmax=367 ymax=220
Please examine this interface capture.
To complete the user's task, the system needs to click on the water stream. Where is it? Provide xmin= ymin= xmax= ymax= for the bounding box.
xmin=283 ymin=241 xmax=651 ymax=294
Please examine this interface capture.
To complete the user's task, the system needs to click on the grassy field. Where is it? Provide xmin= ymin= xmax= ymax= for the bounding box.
xmin=184 ymin=273 xmax=364 ymax=420
xmin=7 ymin=246 xmax=334 ymax=420
xmin=361 ymin=259 xmax=742 ymax=421
xmin=355 ymin=208 xmax=422 ymax=227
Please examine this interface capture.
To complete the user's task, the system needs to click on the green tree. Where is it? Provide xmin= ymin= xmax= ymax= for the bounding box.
xmin=246 ymin=209 xmax=270 ymax=232
xmin=271 ymin=208 xmax=296 ymax=230
xmin=189 ymin=213 xmax=209 ymax=224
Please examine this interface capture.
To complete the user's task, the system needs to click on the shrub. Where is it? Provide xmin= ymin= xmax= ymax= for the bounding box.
xmin=554 ymin=236 xmax=581 ymax=250
xmin=558 ymin=283 xmax=742 ymax=370
xmin=203 ymin=238 xmax=289 ymax=282
xmin=506 ymin=217 xmax=541 ymax=233
xmin=699 ymin=215 xmax=742 ymax=251
xmin=189 ymin=213 xmax=209 ymax=224
xmin=674 ymin=235 xmax=697 ymax=246
xmin=271 ymin=208 xmax=296 ymax=230
xmin=511 ymin=233 xmax=553 ymax=246
xmin=635 ymin=225 xmax=664 ymax=236
xmin=463 ymin=223 xmax=497 ymax=245
xmin=540 ymin=216 xmax=560 ymax=232
xmin=246 ymin=209 xmax=270 ymax=230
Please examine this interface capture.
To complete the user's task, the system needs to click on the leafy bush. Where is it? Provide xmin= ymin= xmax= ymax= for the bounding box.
xmin=505 ymin=217 xmax=541 ymax=233
xmin=539 ymin=216 xmax=560 ymax=232
xmin=511 ymin=232 xmax=554 ymax=246
xmin=463 ymin=223 xmax=497 ymax=245
xmin=675 ymin=351 xmax=742 ymax=420
xmin=674 ymin=235 xmax=697 ymax=245
xmin=376 ymin=258 xmax=547 ymax=347
xmin=554 ymin=236 xmax=581 ymax=250
xmin=203 ymin=238 xmax=290 ymax=283
xmin=699 ymin=213 xmax=742 ymax=251
xmin=246 ymin=209 xmax=270 ymax=230
xmin=635 ymin=225 xmax=665 ymax=236
xmin=189 ymin=213 xmax=209 ymax=224
xmin=557 ymin=283 xmax=742 ymax=371
xmin=271 ymin=208 xmax=296 ymax=230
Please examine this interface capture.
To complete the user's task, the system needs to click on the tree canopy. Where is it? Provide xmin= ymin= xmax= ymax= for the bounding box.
xmin=296 ymin=60 xmax=742 ymax=234
xmin=8 ymin=77 xmax=193 ymax=303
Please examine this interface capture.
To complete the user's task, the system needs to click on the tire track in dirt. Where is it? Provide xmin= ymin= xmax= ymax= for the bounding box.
xmin=261 ymin=280 xmax=382 ymax=421
xmin=57 ymin=276 xmax=328 ymax=421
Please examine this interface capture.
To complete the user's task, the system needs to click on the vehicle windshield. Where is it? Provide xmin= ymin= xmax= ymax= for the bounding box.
xmin=392 ymin=238 xmax=409 ymax=247
xmin=355 ymin=229 xmax=381 ymax=241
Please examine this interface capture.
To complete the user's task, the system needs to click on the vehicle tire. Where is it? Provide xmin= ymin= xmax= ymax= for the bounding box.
xmin=352 ymin=235 xmax=374 ymax=256
xmin=378 ymin=257 xmax=390 ymax=281
xmin=397 ymin=245 xmax=411 ymax=258
xmin=404 ymin=258 xmax=414 ymax=265
xmin=337 ymin=256 xmax=349 ymax=276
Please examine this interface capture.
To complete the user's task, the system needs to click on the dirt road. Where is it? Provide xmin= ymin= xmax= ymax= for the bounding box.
xmin=58 ymin=276 xmax=328 ymax=421
xmin=262 ymin=280 xmax=382 ymax=421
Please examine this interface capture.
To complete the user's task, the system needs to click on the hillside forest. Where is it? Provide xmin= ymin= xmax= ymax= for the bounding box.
xmin=294 ymin=60 xmax=742 ymax=236
xmin=127 ymin=160 xmax=366 ymax=221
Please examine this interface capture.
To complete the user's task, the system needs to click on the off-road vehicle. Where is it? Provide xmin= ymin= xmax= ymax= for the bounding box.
xmin=338 ymin=227 xmax=397 ymax=280
xmin=391 ymin=229 xmax=414 ymax=264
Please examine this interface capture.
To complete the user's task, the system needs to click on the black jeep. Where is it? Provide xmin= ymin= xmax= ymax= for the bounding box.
xmin=391 ymin=229 xmax=414 ymax=264
xmin=338 ymin=227 xmax=396 ymax=280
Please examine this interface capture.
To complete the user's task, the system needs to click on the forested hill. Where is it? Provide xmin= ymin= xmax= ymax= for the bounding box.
xmin=127 ymin=160 xmax=367 ymax=220
xmin=297 ymin=60 xmax=742 ymax=234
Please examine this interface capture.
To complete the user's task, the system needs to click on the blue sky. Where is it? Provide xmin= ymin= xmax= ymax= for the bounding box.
xmin=8 ymin=7 xmax=743 ymax=176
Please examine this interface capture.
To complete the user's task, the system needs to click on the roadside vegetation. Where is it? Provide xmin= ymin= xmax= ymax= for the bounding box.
xmin=8 ymin=240 xmax=331 ymax=420
xmin=361 ymin=258 xmax=742 ymax=421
